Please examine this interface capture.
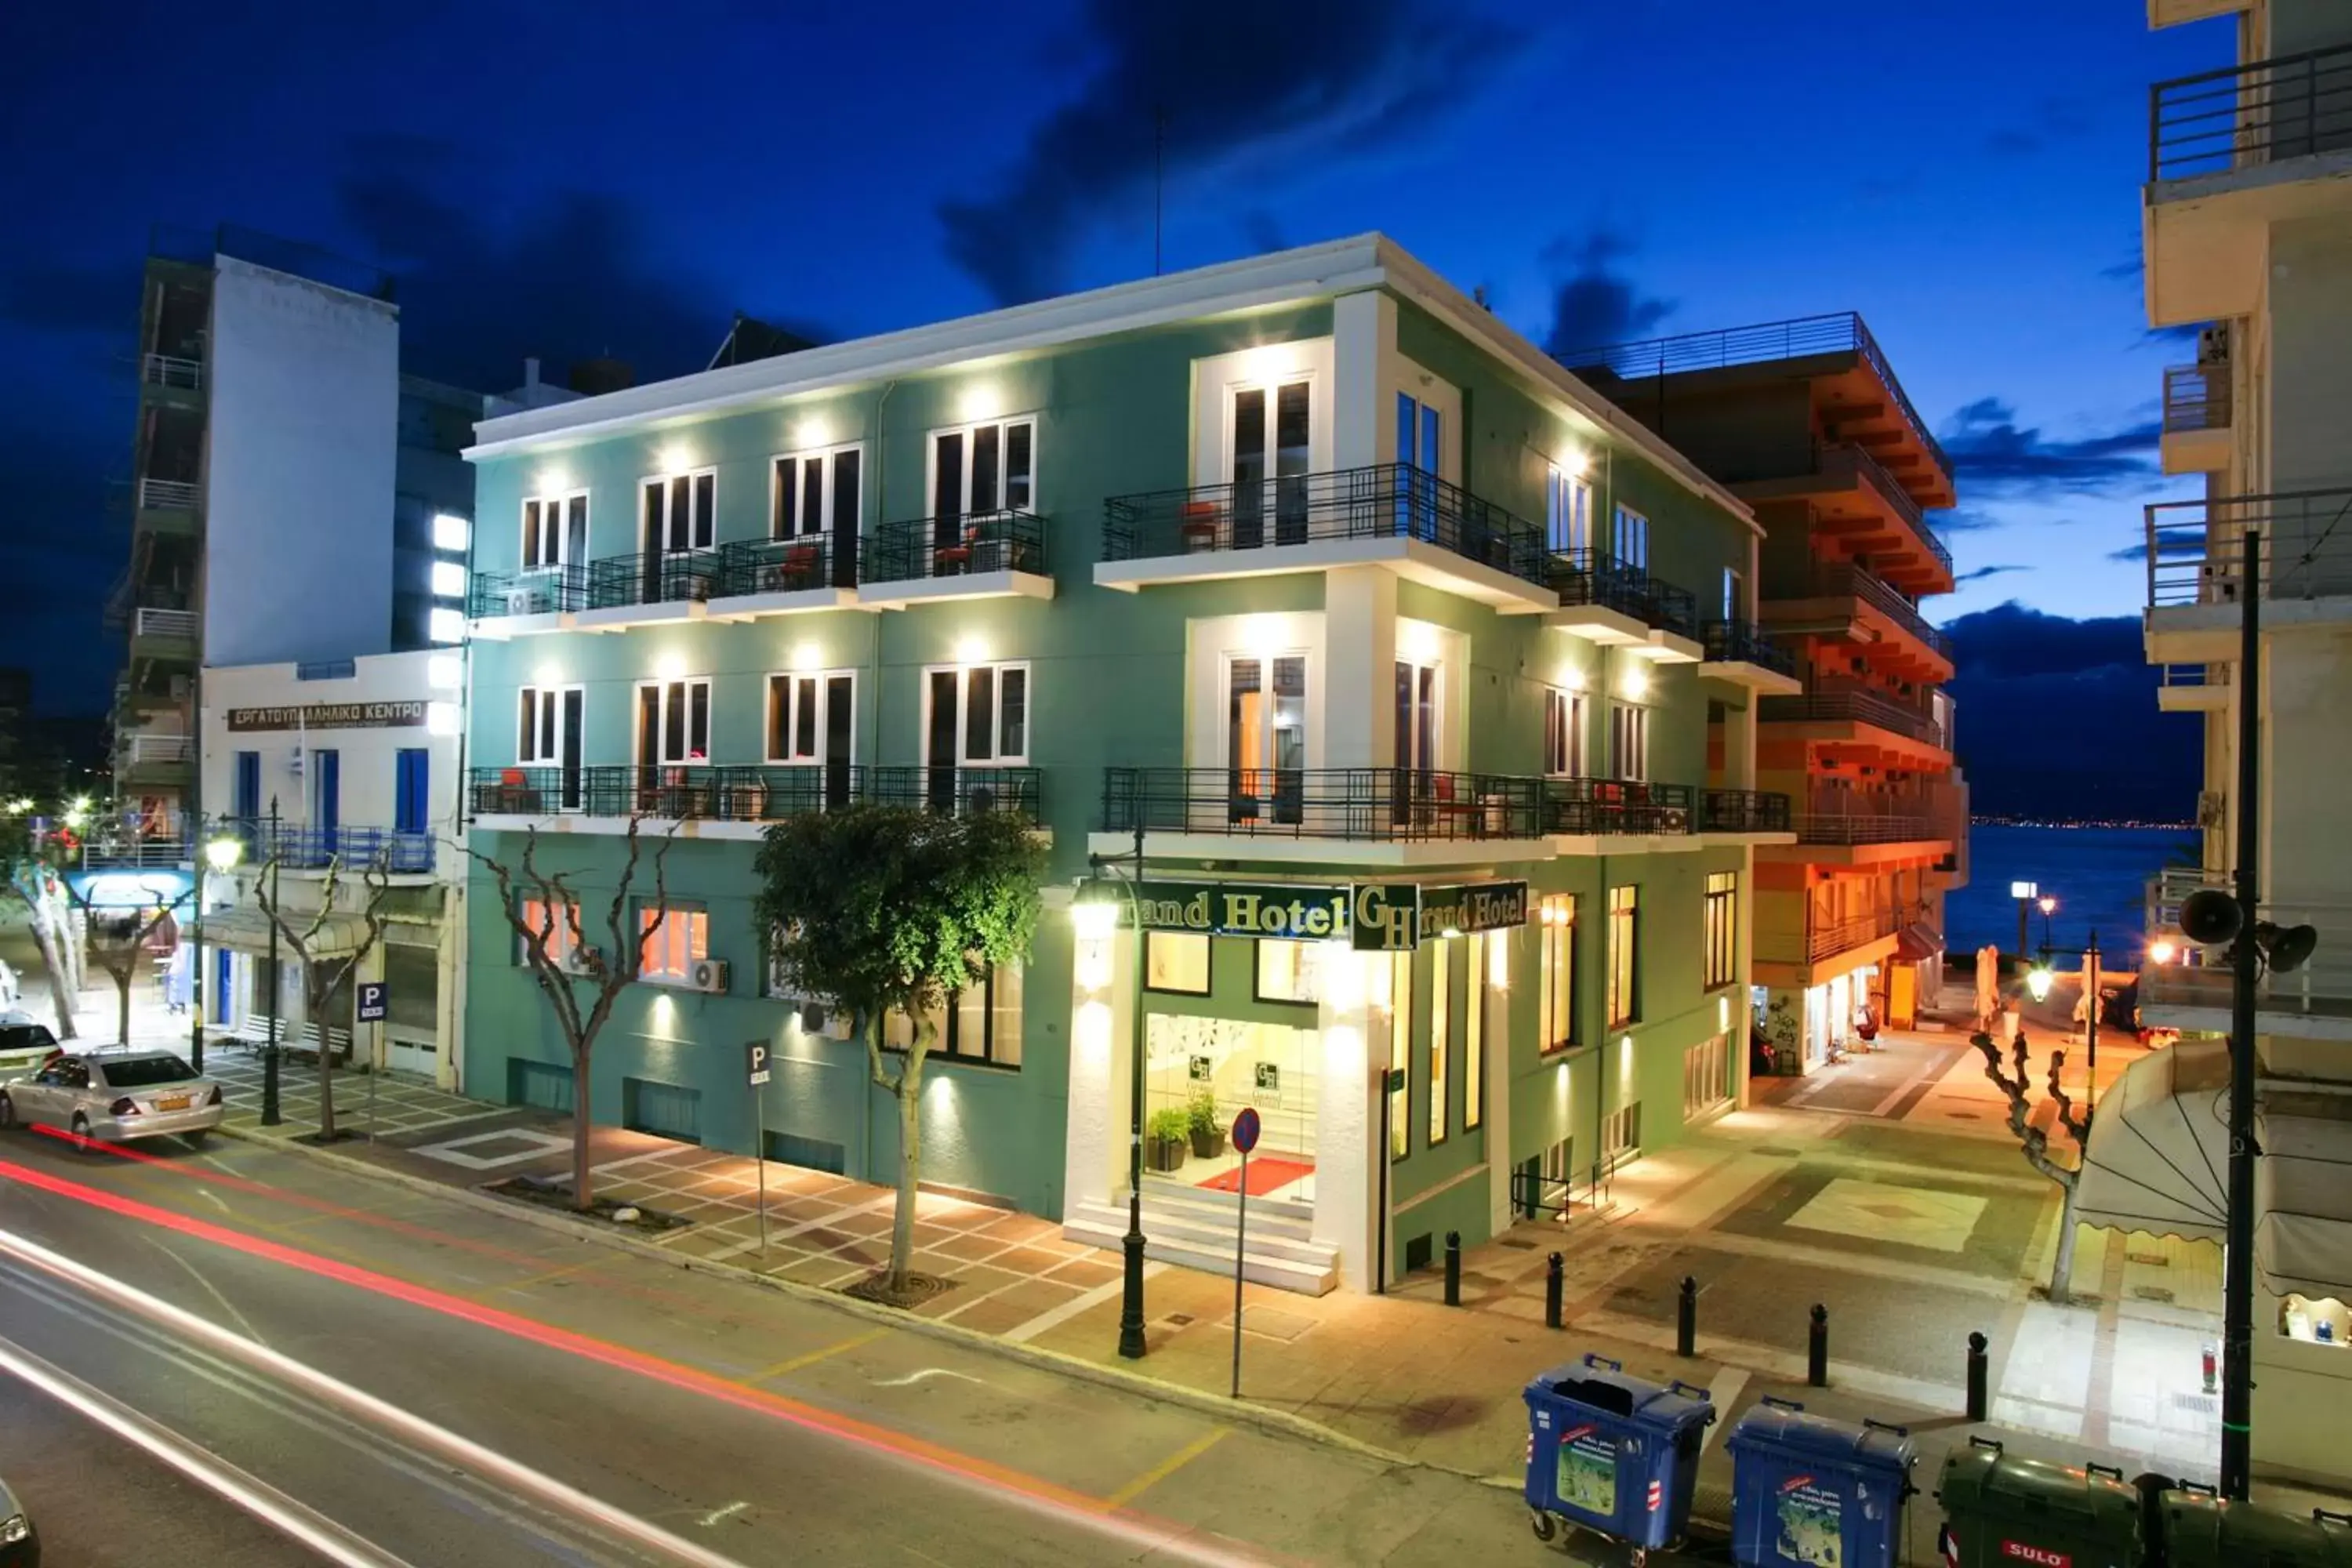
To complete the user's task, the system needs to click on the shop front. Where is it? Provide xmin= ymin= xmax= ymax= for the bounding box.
xmin=1755 ymin=959 xmax=1884 ymax=1074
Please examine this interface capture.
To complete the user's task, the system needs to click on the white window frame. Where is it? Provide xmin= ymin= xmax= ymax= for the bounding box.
xmin=766 ymin=670 xmax=855 ymax=764
xmin=924 ymin=661 xmax=1030 ymax=766
xmin=1547 ymin=466 xmax=1593 ymax=557
xmin=1543 ymin=687 xmax=1587 ymax=778
xmin=927 ymin=417 xmax=1039 ymax=517
xmin=1610 ymin=702 xmax=1650 ymax=783
xmin=521 ymin=490 xmax=589 ymax=572
xmin=642 ymin=469 xmax=717 ymax=554
xmin=771 ymin=443 xmax=863 ymax=539
xmin=637 ymin=677 xmax=713 ymax=767
xmin=1222 ymin=374 xmax=1316 ymax=487
xmin=638 ymin=905 xmax=710 ymax=985
xmin=517 ymin=685 xmax=581 ymax=765
xmin=1613 ymin=503 xmax=1650 ymax=571
xmin=1223 ymin=649 xmax=1311 ymax=774
xmin=517 ymin=895 xmax=583 ymax=969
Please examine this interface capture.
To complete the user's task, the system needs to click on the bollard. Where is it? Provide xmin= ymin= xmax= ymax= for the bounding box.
xmin=1965 ymin=1331 xmax=1989 ymax=1421
xmin=1443 ymin=1231 xmax=1462 ymax=1307
xmin=1808 ymin=1303 xmax=1829 ymax=1388
xmin=1677 ymin=1276 xmax=1697 ymax=1358
xmin=1544 ymin=1252 xmax=1565 ymax=1330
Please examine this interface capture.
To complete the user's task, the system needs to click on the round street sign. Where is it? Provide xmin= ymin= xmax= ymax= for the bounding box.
xmin=1230 ymin=1106 xmax=1261 ymax=1156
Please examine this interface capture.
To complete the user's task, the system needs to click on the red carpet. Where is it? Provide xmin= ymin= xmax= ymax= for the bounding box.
xmin=1196 ymin=1156 xmax=1314 ymax=1196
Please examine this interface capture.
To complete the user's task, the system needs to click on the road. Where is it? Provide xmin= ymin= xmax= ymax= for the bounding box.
xmin=0 ymin=1123 xmax=1538 ymax=1566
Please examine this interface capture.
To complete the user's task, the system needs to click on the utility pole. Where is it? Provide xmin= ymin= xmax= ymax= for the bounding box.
xmin=2220 ymin=529 xmax=2261 ymax=1499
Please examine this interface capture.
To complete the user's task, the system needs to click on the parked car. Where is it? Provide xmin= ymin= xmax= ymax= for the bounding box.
xmin=0 ymin=1472 xmax=36 ymax=1566
xmin=0 ymin=1047 xmax=224 ymax=1149
xmin=0 ymin=1018 xmax=60 ymax=1082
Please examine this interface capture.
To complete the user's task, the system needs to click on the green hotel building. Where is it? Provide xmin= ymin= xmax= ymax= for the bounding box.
xmin=457 ymin=234 xmax=1797 ymax=1294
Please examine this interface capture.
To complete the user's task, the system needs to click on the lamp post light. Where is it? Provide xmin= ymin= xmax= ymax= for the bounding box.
xmin=2009 ymin=880 xmax=2038 ymax=961
xmin=2038 ymin=895 xmax=2057 ymax=949
xmin=191 ymin=827 xmax=245 ymax=1072
xmin=260 ymin=796 xmax=283 ymax=1127
xmin=1080 ymin=824 xmax=1151 ymax=1362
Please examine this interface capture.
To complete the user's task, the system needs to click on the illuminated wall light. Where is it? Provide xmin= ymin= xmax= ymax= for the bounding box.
xmin=426 ymin=655 xmax=463 ymax=690
xmin=1323 ymin=1023 xmax=1364 ymax=1073
xmin=1718 ymin=996 xmax=1731 ymax=1034
xmin=657 ymin=443 xmax=695 ymax=477
xmin=430 ymin=561 xmax=470 ymax=599
xmin=432 ymin=513 xmax=471 ymax=552
xmin=954 ymin=634 xmax=989 ymax=666
xmin=1559 ymin=662 xmax=1588 ymax=693
xmin=532 ymin=661 xmax=566 ymax=687
xmin=425 ymin=702 xmax=460 ymax=737
xmin=655 ymin=651 xmax=688 ymax=679
xmin=537 ymin=466 xmax=572 ymax=495
xmin=1619 ymin=1033 xmax=1635 ymax=1076
xmin=1075 ymin=944 xmax=1112 ymax=993
xmin=789 ymin=641 xmax=824 ymax=673
xmin=1557 ymin=447 xmax=1591 ymax=478
xmin=956 ymin=381 xmax=1004 ymax=423
xmin=1244 ymin=614 xmax=1290 ymax=656
xmin=795 ymin=416 xmax=834 ymax=452
xmin=427 ymin=607 xmax=466 ymax=645
xmin=1398 ymin=619 xmax=1440 ymax=664
xmin=1071 ymin=900 xmax=1118 ymax=940
xmin=1619 ymin=663 xmax=1649 ymax=702
xmin=1238 ymin=342 xmax=1299 ymax=382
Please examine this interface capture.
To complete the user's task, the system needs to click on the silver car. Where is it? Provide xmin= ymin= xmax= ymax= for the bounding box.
xmin=0 ymin=1048 xmax=225 ymax=1148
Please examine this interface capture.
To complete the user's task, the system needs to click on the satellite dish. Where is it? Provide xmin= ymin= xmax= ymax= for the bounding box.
xmin=2260 ymin=921 xmax=2320 ymax=975
xmin=2179 ymin=889 xmax=2243 ymax=947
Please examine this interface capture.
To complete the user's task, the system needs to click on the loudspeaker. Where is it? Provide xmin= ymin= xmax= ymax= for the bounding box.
xmin=2180 ymin=888 xmax=2244 ymax=946
xmin=2258 ymin=920 xmax=2321 ymax=975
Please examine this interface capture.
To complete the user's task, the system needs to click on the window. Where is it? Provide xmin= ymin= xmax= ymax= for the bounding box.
xmin=637 ymin=679 xmax=713 ymax=766
xmin=1602 ymin=1100 xmax=1642 ymax=1163
xmin=767 ymin=671 xmax=855 ymax=764
xmin=1704 ymin=871 xmax=1738 ymax=990
xmin=522 ymin=491 xmax=589 ymax=571
xmin=643 ymin=470 xmax=717 ymax=554
xmin=1396 ymin=391 xmax=1444 ymax=474
xmin=885 ymin=964 xmax=1023 ymax=1066
xmin=1388 ymin=952 xmax=1411 ymax=1159
xmin=1722 ymin=566 xmax=1742 ymax=623
xmin=1464 ymin=934 xmax=1486 ymax=1132
xmin=1232 ymin=380 xmax=1312 ymax=546
xmin=1538 ymin=894 xmax=1577 ymax=1053
xmin=394 ymin=749 xmax=429 ymax=836
xmin=1610 ymin=703 xmax=1650 ymax=782
xmin=311 ymin=749 xmax=340 ymax=836
xmin=1394 ymin=658 xmax=1439 ymax=775
xmin=925 ymin=662 xmax=1028 ymax=771
xmin=234 ymin=750 xmax=261 ymax=819
xmin=638 ymin=906 xmax=709 ymax=984
xmin=1544 ymin=688 xmax=1587 ymax=778
xmin=1229 ymin=653 xmax=1308 ymax=782
xmin=1254 ymin=940 xmax=1320 ymax=1004
xmin=931 ymin=419 xmax=1035 ymax=520
xmin=773 ymin=445 xmax=862 ymax=539
xmin=1547 ymin=465 xmax=1592 ymax=557
xmin=1540 ymin=1135 xmax=1573 ymax=1198
xmin=517 ymin=896 xmax=583 ymax=969
xmin=1613 ymin=503 xmax=1650 ymax=571
xmin=1428 ymin=938 xmax=1453 ymax=1145
xmin=1606 ymin=885 xmax=1639 ymax=1028
xmin=1145 ymin=932 xmax=1210 ymax=995
xmin=1684 ymin=1033 xmax=1732 ymax=1119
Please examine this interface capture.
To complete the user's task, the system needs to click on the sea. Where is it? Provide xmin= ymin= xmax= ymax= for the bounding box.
xmin=1944 ymin=824 xmax=2202 ymax=959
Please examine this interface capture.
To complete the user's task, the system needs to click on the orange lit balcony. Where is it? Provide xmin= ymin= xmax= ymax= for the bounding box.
xmin=1762 ymin=563 xmax=1954 ymax=685
xmin=1733 ymin=442 xmax=1953 ymax=593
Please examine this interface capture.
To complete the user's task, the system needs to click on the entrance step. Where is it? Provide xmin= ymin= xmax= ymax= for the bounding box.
xmin=1063 ymin=1196 xmax=1339 ymax=1296
xmin=1142 ymin=1176 xmax=1317 ymax=1235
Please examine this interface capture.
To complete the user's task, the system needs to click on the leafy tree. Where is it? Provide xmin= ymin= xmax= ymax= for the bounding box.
xmin=0 ymin=806 xmax=82 ymax=1039
xmin=466 ymin=819 xmax=675 ymax=1211
xmin=1973 ymin=1027 xmax=2091 ymax=1301
xmin=755 ymin=806 xmax=1044 ymax=1301
xmin=253 ymin=850 xmax=397 ymax=1140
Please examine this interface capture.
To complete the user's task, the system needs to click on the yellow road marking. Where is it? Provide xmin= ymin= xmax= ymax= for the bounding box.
xmin=1102 ymin=1428 xmax=1229 ymax=1511
xmin=739 ymin=1329 xmax=887 ymax=1385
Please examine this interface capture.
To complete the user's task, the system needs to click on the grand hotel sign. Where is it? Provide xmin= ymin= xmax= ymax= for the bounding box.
xmin=1097 ymin=878 xmax=1528 ymax=953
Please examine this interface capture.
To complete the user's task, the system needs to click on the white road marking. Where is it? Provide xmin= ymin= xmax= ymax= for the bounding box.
xmin=700 ymin=1501 xmax=750 ymax=1526
xmin=143 ymin=1233 xmax=270 ymax=1348
xmin=869 ymin=1367 xmax=988 ymax=1389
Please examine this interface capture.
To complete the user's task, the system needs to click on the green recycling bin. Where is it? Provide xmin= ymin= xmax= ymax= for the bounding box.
xmin=2159 ymin=1486 xmax=2352 ymax=1568
xmin=1935 ymin=1438 xmax=2144 ymax=1568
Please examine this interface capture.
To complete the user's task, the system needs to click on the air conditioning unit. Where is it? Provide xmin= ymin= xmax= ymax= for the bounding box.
xmin=561 ymin=944 xmax=601 ymax=976
xmin=505 ymin=584 xmax=546 ymax=615
xmin=2197 ymin=324 xmax=2230 ymax=368
xmin=688 ymin=958 xmax=731 ymax=994
xmin=1657 ymin=807 xmax=1690 ymax=833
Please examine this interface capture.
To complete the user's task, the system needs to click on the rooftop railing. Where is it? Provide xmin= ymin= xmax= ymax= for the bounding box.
xmin=868 ymin=509 xmax=1046 ymax=585
xmin=1099 ymin=765 xmax=1545 ymax=842
xmin=466 ymin=764 xmax=1041 ymax=826
xmin=2150 ymin=41 xmax=2352 ymax=181
xmin=132 ymin=607 xmax=199 ymax=642
xmin=2144 ymin=488 xmax=2352 ymax=608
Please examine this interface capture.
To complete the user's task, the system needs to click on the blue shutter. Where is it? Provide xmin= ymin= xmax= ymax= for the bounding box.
xmin=394 ymin=750 xmax=428 ymax=835
xmin=234 ymin=751 xmax=260 ymax=819
xmin=314 ymin=750 xmax=340 ymax=837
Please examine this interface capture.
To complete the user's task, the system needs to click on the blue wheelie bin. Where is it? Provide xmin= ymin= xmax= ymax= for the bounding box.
xmin=1523 ymin=1352 xmax=1717 ymax=1559
xmin=1727 ymin=1396 xmax=1918 ymax=1568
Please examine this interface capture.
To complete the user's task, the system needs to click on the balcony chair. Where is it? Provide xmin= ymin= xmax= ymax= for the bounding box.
xmin=934 ymin=521 xmax=983 ymax=575
xmin=1178 ymin=500 xmax=1222 ymax=552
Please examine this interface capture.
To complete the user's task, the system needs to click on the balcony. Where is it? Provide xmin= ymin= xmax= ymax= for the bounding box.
xmin=1700 ymin=788 xmax=1794 ymax=836
xmin=2143 ymin=869 xmax=2352 ymax=1042
xmin=1759 ymin=686 xmax=1950 ymax=762
xmin=1542 ymin=777 xmax=1693 ymax=837
xmin=1097 ymin=464 xmax=1554 ymax=612
xmin=1544 ymin=549 xmax=1703 ymax=658
xmin=2143 ymin=488 xmax=2352 ymax=661
xmin=1762 ymin=561 xmax=1953 ymax=681
xmin=140 ymin=353 xmax=203 ymax=401
xmin=2146 ymin=43 xmax=2352 ymax=324
xmin=862 ymin=510 xmax=1054 ymax=608
xmin=116 ymin=732 xmax=193 ymax=788
xmin=467 ymin=764 xmax=1042 ymax=836
xmin=227 ymin=820 xmax=437 ymax=875
xmin=1699 ymin=620 xmax=1803 ymax=695
xmin=136 ymin=477 xmax=201 ymax=539
xmin=1732 ymin=442 xmax=1954 ymax=592
xmin=129 ymin=606 xmax=199 ymax=664
xmin=2160 ymin=362 xmax=2232 ymax=474
xmin=2156 ymin=661 xmax=2230 ymax=713
xmin=1096 ymin=765 xmax=1548 ymax=867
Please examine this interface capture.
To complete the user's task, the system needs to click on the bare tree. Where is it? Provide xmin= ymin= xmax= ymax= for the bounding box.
xmin=1 ymin=859 xmax=79 ymax=1040
xmin=254 ymin=852 xmax=397 ymax=1140
xmin=1973 ymin=1028 xmax=2092 ymax=1301
xmin=59 ymin=882 xmax=194 ymax=1046
xmin=466 ymin=819 xmax=674 ymax=1212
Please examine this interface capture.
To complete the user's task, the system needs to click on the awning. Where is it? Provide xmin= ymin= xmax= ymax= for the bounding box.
xmin=193 ymin=906 xmax=373 ymax=959
xmin=1894 ymin=923 xmax=1943 ymax=963
xmin=2256 ymin=1094 xmax=2352 ymax=1301
xmin=2072 ymin=1039 xmax=2230 ymax=1240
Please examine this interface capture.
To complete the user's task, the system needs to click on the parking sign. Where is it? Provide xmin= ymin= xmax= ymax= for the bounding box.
xmin=356 ymin=982 xmax=388 ymax=1022
xmin=746 ymin=1040 xmax=771 ymax=1087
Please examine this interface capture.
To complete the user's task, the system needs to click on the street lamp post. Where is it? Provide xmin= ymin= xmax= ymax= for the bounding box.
xmin=2009 ymin=880 xmax=2038 ymax=962
xmin=1083 ymin=824 xmax=1151 ymax=1362
xmin=2026 ymin=930 xmax=2102 ymax=1100
xmin=261 ymin=796 xmax=283 ymax=1127
xmin=2038 ymin=895 xmax=2057 ymax=949
xmin=193 ymin=826 xmax=245 ymax=1073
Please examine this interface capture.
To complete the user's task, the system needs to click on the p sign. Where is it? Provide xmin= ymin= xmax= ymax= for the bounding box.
xmin=746 ymin=1040 xmax=771 ymax=1087
xmin=355 ymin=982 xmax=388 ymax=1023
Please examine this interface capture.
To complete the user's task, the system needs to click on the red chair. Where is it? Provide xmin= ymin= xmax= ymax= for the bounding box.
xmin=1178 ymin=500 xmax=1221 ymax=550
xmin=935 ymin=522 xmax=982 ymax=574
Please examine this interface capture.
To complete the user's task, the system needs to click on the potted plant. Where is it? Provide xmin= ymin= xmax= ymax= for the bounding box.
xmin=1186 ymin=1089 xmax=1226 ymax=1160
xmin=1146 ymin=1107 xmax=1190 ymax=1173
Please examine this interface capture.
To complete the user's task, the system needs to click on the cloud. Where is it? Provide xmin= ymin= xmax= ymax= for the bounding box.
xmin=2100 ymin=252 xmax=2143 ymax=282
xmin=1933 ymin=508 xmax=2008 ymax=534
xmin=1541 ymin=230 xmax=1676 ymax=358
xmin=1955 ymin=563 xmax=2029 ymax=584
xmin=1939 ymin=397 xmax=2161 ymax=499
xmin=1985 ymin=96 xmax=2092 ymax=158
xmin=937 ymin=0 xmax=1522 ymax=304
xmin=2109 ymin=541 xmax=2150 ymax=564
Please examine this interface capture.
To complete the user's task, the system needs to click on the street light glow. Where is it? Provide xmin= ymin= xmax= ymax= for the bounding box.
xmin=204 ymin=837 xmax=245 ymax=873
xmin=2027 ymin=964 xmax=2055 ymax=1003
xmin=2038 ymin=895 xmax=2056 ymax=916
xmin=2150 ymin=939 xmax=2178 ymax=966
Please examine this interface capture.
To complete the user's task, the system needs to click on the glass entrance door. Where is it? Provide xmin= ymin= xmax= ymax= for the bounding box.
xmin=1225 ymin=654 xmax=1306 ymax=828
xmin=1144 ymin=1009 xmax=1319 ymax=1204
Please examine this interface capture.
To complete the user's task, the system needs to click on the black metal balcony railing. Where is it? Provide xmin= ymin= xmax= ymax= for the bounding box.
xmin=1795 ymin=813 xmax=1940 ymax=846
xmin=1815 ymin=441 xmax=1955 ymax=579
xmin=466 ymin=764 xmax=1041 ymax=826
xmin=2161 ymin=363 xmax=2232 ymax=436
xmin=2144 ymin=488 xmax=2352 ymax=608
xmin=1551 ymin=548 xmax=1700 ymax=637
xmin=1102 ymin=464 xmax=1549 ymax=589
xmin=1701 ymin=619 xmax=1796 ymax=676
xmin=1100 ymin=766 xmax=1545 ymax=842
xmin=471 ymin=565 xmax=586 ymax=619
xmin=1700 ymin=789 xmax=1792 ymax=834
xmin=868 ymin=510 xmax=1047 ymax=585
xmin=1772 ymin=562 xmax=1953 ymax=662
xmin=223 ymin=819 xmax=436 ymax=874
xmin=1759 ymin=688 xmax=1949 ymax=751
xmin=1555 ymin=312 xmax=1951 ymax=484
xmin=2151 ymin=42 xmax=2352 ymax=182
xmin=1543 ymin=778 xmax=1694 ymax=836
xmin=587 ymin=551 xmax=722 ymax=612
xmin=717 ymin=533 xmax=858 ymax=596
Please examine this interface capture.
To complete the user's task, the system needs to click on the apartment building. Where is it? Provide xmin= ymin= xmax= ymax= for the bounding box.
xmin=2103 ymin=0 xmax=2352 ymax=1486
xmin=109 ymin=225 xmax=477 ymax=855
xmin=456 ymin=234 xmax=1793 ymax=1294
xmin=1559 ymin=318 xmax=1967 ymax=1069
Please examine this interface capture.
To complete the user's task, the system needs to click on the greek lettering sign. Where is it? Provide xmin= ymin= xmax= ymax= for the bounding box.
xmin=1093 ymin=878 xmax=1528 ymax=953
xmin=227 ymin=702 xmax=429 ymax=732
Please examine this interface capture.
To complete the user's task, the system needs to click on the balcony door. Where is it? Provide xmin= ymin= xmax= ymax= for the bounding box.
xmin=925 ymin=662 xmax=1029 ymax=811
xmin=1230 ymin=380 xmax=1312 ymax=550
xmin=1396 ymin=393 xmax=1443 ymax=542
xmin=1392 ymin=658 xmax=1439 ymax=824
xmin=1225 ymin=653 xmax=1306 ymax=827
xmin=769 ymin=670 xmax=856 ymax=811
xmin=641 ymin=471 xmax=716 ymax=601
xmin=519 ymin=686 xmax=584 ymax=812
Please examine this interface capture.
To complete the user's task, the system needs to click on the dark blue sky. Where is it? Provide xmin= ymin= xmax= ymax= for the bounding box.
xmin=0 ymin=1 xmax=2234 ymax=724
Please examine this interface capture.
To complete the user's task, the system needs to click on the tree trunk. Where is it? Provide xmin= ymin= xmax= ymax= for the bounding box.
xmin=888 ymin=1038 xmax=925 ymax=1293
xmin=115 ymin=967 xmax=132 ymax=1046
xmin=57 ymin=900 xmax=86 ymax=996
xmin=2047 ymin=1176 xmax=2082 ymax=1303
xmin=27 ymin=911 xmax=77 ymax=1040
xmin=314 ymin=979 xmax=338 ymax=1140
xmin=571 ymin=1048 xmax=594 ymax=1212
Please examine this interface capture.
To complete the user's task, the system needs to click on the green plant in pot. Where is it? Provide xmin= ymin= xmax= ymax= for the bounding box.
xmin=1185 ymin=1088 xmax=1225 ymax=1159
xmin=1145 ymin=1106 xmax=1191 ymax=1173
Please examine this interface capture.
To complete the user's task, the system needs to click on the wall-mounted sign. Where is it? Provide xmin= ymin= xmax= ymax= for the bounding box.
xmin=1254 ymin=1063 xmax=1279 ymax=1092
xmin=227 ymin=701 xmax=427 ymax=732
xmin=1188 ymin=1054 xmax=1213 ymax=1082
xmin=1418 ymin=880 xmax=1530 ymax=941
xmin=1090 ymin=877 xmax=1525 ymax=953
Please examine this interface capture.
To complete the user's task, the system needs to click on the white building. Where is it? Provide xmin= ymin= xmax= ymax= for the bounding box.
xmin=195 ymin=651 xmax=468 ymax=1087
